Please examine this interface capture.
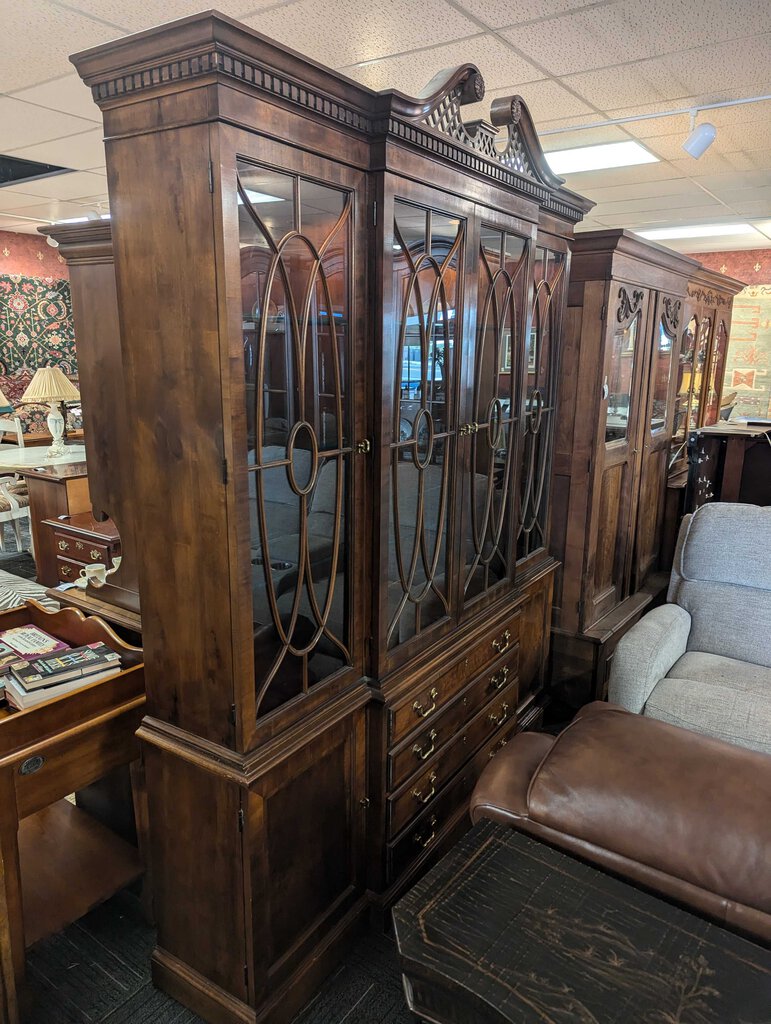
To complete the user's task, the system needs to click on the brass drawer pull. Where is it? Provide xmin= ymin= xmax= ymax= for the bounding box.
xmin=490 ymin=666 xmax=509 ymax=691
xmin=492 ymin=629 xmax=511 ymax=654
xmin=90 ymin=548 xmax=101 ymax=560
xmin=411 ymin=770 xmax=437 ymax=805
xmin=414 ymin=814 xmax=437 ymax=849
xmin=488 ymin=703 xmax=510 ymax=728
xmin=60 ymin=565 xmax=72 ymax=578
xmin=489 ymin=737 xmax=509 ymax=759
xmin=57 ymin=540 xmax=69 ymax=552
xmin=413 ymin=686 xmax=438 ymax=719
xmin=413 ymin=728 xmax=437 ymax=762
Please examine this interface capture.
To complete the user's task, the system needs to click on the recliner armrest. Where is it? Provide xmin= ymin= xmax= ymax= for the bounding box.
xmin=608 ymin=603 xmax=692 ymax=713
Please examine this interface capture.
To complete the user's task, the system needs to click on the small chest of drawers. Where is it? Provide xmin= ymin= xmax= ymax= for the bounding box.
xmin=42 ymin=512 xmax=122 ymax=585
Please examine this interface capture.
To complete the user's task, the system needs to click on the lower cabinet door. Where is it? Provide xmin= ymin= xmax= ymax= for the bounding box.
xmin=243 ymin=706 xmax=368 ymax=1002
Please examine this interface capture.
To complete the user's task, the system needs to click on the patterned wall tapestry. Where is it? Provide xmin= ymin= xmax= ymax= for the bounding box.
xmin=0 ymin=274 xmax=78 ymax=433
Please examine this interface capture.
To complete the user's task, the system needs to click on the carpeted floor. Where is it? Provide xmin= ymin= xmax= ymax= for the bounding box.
xmin=0 ymin=519 xmax=37 ymax=581
xmin=23 ymin=889 xmax=415 ymax=1024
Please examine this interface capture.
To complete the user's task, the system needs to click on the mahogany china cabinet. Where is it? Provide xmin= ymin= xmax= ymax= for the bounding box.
xmin=550 ymin=229 xmax=699 ymax=703
xmin=73 ymin=13 xmax=591 ymax=1024
xmin=38 ymin=221 xmax=141 ymax=635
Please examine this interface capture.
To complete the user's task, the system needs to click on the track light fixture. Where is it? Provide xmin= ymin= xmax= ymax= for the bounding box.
xmin=682 ymin=111 xmax=717 ymax=159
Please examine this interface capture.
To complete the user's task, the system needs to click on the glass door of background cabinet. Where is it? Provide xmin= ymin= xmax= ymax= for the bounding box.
xmin=632 ymin=293 xmax=678 ymax=587
xmin=237 ymin=157 xmax=362 ymax=720
xmin=459 ymin=217 xmax=531 ymax=616
xmin=517 ymin=244 xmax=566 ymax=565
xmin=381 ymin=196 xmax=466 ymax=658
xmin=587 ymin=283 xmax=651 ymax=625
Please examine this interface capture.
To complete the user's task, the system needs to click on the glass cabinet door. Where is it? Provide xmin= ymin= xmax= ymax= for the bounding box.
xmin=689 ymin=315 xmax=712 ymax=429
xmin=518 ymin=246 xmax=566 ymax=562
xmin=386 ymin=201 xmax=464 ymax=650
xmin=461 ymin=224 xmax=528 ymax=606
xmin=705 ymin=318 xmax=728 ymax=425
xmin=238 ymin=160 xmax=354 ymax=717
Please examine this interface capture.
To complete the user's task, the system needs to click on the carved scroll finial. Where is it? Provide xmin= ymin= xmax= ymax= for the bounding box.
xmin=490 ymin=96 xmax=522 ymax=127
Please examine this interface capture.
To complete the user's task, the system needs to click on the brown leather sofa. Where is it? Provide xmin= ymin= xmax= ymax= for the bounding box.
xmin=470 ymin=702 xmax=771 ymax=945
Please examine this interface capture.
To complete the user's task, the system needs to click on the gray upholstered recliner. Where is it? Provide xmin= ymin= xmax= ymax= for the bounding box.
xmin=608 ymin=502 xmax=771 ymax=755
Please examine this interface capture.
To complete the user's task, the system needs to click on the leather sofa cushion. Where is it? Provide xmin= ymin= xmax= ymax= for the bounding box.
xmin=642 ymin=652 xmax=771 ymax=755
xmin=495 ymin=704 xmax=771 ymax=921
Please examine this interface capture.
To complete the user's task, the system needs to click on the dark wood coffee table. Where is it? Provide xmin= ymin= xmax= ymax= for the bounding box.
xmin=393 ymin=819 xmax=771 ymax=1023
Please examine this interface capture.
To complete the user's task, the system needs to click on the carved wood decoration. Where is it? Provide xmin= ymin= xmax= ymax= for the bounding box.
xmin=616 ymin=287 xmax=644 ymax=324
xmin=661 ymin=297 xmax=681 ymax=337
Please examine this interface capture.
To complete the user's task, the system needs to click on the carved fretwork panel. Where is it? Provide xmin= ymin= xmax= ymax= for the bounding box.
xmin=238 ymin=160 xmax=354 ymax=717
xmin=461 ymin=225 xmax=528 ymax=606
xmin=386 ymin=201 xmax=464 ymax=649
xmin=517 ymin=247 xmax=565 ymax=562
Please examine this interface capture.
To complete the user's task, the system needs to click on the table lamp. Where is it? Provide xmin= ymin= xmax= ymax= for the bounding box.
xmin=0 ymin=388 xmax=13 ymax=415
xmin=20 ymin=366 xmax=81 ymax=458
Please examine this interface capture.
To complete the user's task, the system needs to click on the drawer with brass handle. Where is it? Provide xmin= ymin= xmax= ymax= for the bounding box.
xmin=387 ymin=707 xmax=520 ymax=884
xmin=388 ymin=656 xmax=519 ymax=791
xmin=492 ymin=628 xmax=512 ymax=654
xmin=388 ymin=632 xmax=519 ymax=747
xmin=386 ymin=676 xmax=519 ymax=837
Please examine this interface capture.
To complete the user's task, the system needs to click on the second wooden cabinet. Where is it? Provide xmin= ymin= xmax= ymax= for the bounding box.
xmin=551 ymin=230 xmax=699 ymax=703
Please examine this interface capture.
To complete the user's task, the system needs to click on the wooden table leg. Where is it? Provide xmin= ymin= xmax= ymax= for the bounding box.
xmin=0 ymin=772 xmax=22 ymax=1024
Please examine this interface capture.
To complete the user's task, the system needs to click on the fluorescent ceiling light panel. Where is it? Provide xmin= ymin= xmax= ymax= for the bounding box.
xmin=639 ymin=223 xmax=757 ymax=240
xmin=238 ymin=190 xmax=285 ymax=205
xmin=545 ymin=141 xmax=658 ymax=174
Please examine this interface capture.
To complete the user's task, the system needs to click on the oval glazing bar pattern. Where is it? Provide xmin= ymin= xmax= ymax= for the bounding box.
xmin=239 ymin=160 xmax=353 ymax=716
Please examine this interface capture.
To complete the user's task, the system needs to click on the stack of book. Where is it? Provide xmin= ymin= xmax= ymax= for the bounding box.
xmin=0 ymin=624 xmax=122 ymax=710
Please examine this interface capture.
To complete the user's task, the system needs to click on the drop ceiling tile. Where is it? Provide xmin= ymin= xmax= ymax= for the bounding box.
xmin=0 ymin=189 xmax=58 ymax=213
xmin=693 ymin=171 xmax=771 ymax=193
xmin=456 ymin=0 xmax=600 ymax=29
xmin=558 ymin=161 xmax=686 ymax=191
xmin=504 ymin=0 xmax=771 ymax=77
xmin=0 ymin=199 xmax=108 ymax=225
xmin=242 ymin=0 xmax=478 ymax=69
xmin=0 ymin=1 xmax=126 ymax=93
xmin=536 ymin=113 xmax=599 ymax=131
xmin=622 ymin=114 xmax=692 ymax=140
xmin=7 ymin=74 xmax=101 ymax=122
xmin=5 ymin=171 xmax=108 ymax=202
xmin=562 ymin=34 xmax=771 ymax=111
xmin=7 ymin=130 xmax=106 ymax=173
xmin=59 ymin=0 xmax=281 ymax=32
xmin=590 ymin=192 xmax=727 ymax=216
xmin=343 ymin=34 xmax=540 ymax=93
xmin=539 ymin=125 xmax=629 ymax=151
xmin=729 ymin=199 xmax=771 ymax=218
xmin=0 ymin=97 xmax=98 ymax=152
xmin=585 ymin=178 xmax=705 ymax=203
xmin=0 ymin=215 xmax=43 ymax=234
xmin=670 ymin=149 xmax=771 ymax=177
xmin=465 ymin=79 xmax=593 ymax=125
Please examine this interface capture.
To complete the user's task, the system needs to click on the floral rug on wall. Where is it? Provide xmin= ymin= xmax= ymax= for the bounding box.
xmin=0 ymin=273 xmax=78 ymax=433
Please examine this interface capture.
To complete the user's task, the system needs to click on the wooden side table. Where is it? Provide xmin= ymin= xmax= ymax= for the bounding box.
xmin=22 ymin=464 xmax=91 ymax=586
xmin=0 ymin=600 xmax=146 ymax=1024
xmin=41 ymin=511 xmax=121 ymax=587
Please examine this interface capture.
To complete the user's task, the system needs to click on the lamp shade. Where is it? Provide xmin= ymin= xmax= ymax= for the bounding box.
xmin=0 ymin=388 xmax=13 ymax=414
xmin=20 ymin=366 xmax=80 ymax=403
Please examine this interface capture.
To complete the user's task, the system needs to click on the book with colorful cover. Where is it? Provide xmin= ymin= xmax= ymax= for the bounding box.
xmin=0 ymin=625 xmax=70 ymax=661
xmin=4 ymin=667 xmax=121 ymax=710
xmin=0 ymin=641 xmax=21 ymax=675
xmin=10 ymin=642 xmax=121 ymax=692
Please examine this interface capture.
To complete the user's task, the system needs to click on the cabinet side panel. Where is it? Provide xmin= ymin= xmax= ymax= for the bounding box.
xmin=142 ymin=743 xmax=247 ymax=1001
xmin=106 ymin=124 xmax=235 ymax=745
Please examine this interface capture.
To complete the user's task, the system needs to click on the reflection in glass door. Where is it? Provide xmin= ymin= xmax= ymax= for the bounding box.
xmin=387 ymin=201 xmax=463 ymax=649
xmin=238 ymin=160 xmax=353 ymax=717
xmin=518 ymin=246 xmax=565 ymax=561
xmin=463 ymin=225 xmax=528 ymax=604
